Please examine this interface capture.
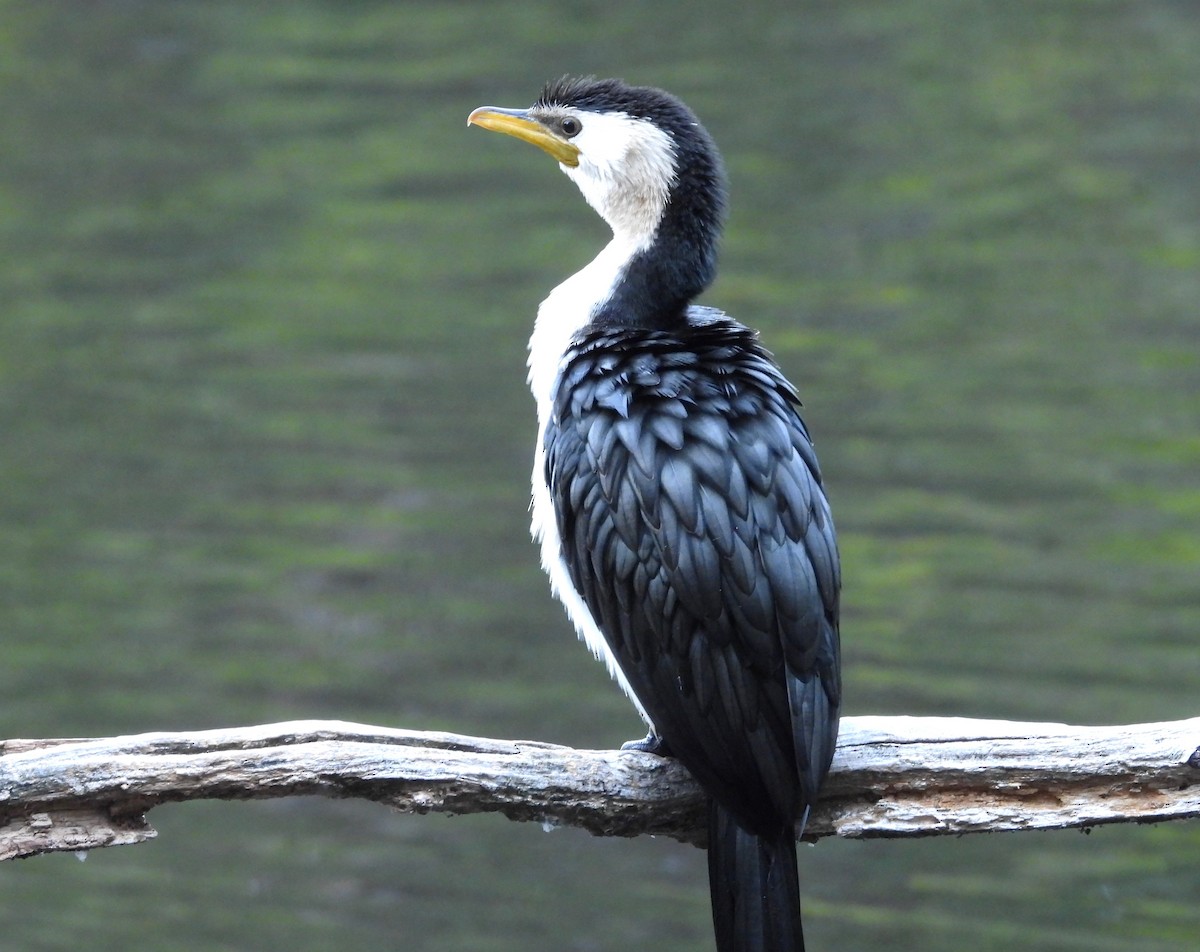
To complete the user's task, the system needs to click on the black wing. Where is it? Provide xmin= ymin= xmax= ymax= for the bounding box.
xmin=545 ymin=318 xmax=841 ymax=831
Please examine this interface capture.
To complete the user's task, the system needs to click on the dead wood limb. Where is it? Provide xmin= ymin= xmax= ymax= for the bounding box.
xmin=2 ymin=715 xmax=1198 ymax=861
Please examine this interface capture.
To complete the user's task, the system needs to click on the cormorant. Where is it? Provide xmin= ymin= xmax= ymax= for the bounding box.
xmin=468 ymin=76 xmax=841 ymax=952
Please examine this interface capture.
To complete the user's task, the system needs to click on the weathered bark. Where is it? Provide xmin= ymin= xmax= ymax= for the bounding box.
xmin=2 ymin=715 xmax=1197 ymax=861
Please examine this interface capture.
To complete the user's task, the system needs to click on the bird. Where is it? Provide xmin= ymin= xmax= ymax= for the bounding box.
xmin=468 ymin=76 xmax=841 ymax=952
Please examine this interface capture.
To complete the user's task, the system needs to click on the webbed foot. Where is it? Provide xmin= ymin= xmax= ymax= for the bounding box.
xmin=621 ymin=732 xmax=672 ymax=757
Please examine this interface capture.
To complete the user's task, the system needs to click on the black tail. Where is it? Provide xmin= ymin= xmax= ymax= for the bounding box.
xmin=708 ymin=801 xmax=804 ymax=952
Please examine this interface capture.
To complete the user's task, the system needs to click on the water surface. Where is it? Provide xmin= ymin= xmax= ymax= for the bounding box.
xmin=2 ymin=3 xmax=1197 ymax=950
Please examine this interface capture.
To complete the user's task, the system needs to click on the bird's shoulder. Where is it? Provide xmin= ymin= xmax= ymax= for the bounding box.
xmin=554 ymin=310 xmax=801 ymax=425
xmin=550 ymin=310 xmax=823 ymax=495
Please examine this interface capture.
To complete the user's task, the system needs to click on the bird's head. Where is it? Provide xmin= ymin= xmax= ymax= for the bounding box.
xmin=469 ymin=76 xmax=726 ymax=254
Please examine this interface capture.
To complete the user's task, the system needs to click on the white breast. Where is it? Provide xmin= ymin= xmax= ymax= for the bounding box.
xmin=526 ymin=237 xmax=654 ymax=727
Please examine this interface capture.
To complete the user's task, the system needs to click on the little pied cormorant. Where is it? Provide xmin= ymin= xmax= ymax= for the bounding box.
xmin=468 ymin=77 xmax=841 ymax=952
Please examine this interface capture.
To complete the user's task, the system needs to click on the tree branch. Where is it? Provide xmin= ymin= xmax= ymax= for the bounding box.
xmin=2 ymin=715 xmax=1198 ymax=861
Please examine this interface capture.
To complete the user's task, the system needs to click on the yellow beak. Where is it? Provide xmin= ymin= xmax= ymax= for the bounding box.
xmin=467 ymin=107 xmax=581 ymax=168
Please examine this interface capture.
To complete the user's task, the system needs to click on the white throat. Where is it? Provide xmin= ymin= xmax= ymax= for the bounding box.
xmin=525 ymin=111 xmax=678 ymax=405
xmin=560 ymin=111 xmax=676 ymax=248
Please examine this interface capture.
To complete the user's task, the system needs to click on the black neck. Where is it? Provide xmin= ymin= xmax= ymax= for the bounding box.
xmin=592 ymin=143 xmax=726 ymax=331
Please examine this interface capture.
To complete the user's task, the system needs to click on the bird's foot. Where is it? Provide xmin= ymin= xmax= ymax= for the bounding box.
xmin=621 ymin=732 xmax=672 ymax=757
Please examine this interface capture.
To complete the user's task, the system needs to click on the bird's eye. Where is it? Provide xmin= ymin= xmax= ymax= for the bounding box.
xmin=560 ymin=116 xmax=582 ymax=138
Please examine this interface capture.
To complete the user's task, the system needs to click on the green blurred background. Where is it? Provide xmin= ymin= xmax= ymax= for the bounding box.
xmin=1 ymin=1 xmax=1197 ymax=949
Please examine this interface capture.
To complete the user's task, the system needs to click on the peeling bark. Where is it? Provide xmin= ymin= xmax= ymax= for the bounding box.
xmin=2 ymin=715 xmax=1197 ymax=861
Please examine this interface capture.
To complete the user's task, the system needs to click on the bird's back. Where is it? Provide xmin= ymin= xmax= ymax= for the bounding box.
xmin=544 ymin=310 xmax=841 ymax=832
